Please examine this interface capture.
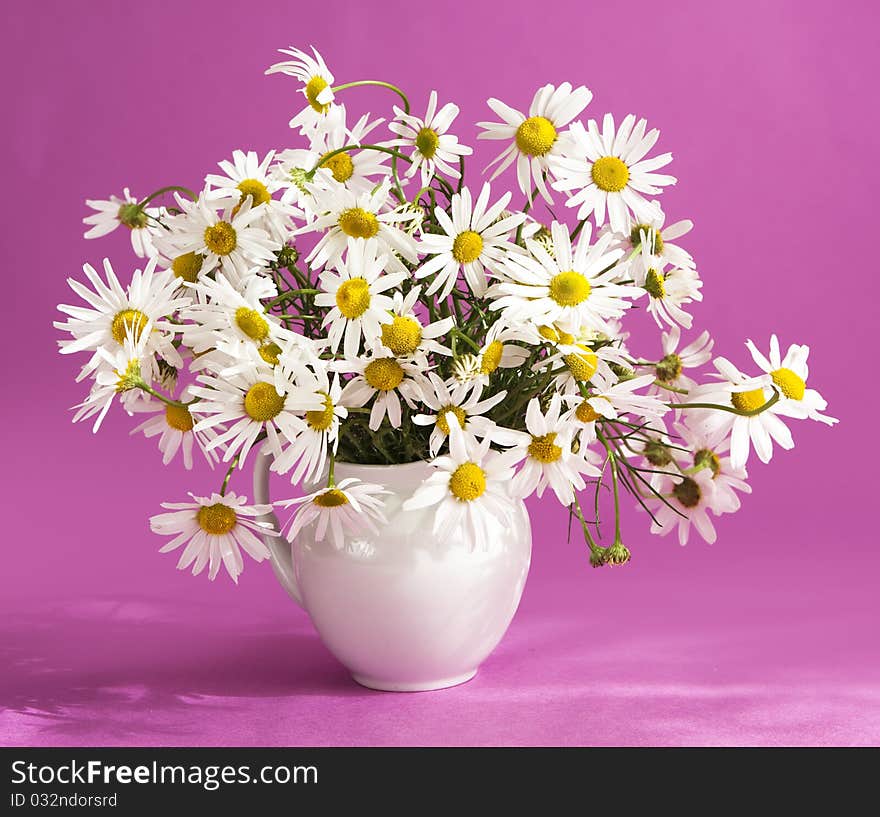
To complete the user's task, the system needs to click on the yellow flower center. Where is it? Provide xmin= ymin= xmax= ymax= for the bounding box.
xmin=452 ymin=230 xmax=484 ymax=264
xmin=538 ymin=325 xmax=560 ymax=343
xmin=437 ymin=405 xmax=468 ymax=435
xmin=591 ymin=156 xmax=630 ymax=192
xmin=335 ymin=277 xmax=371 ymax=319
xmin=549 ymin=271 xmax=591 ymax=306
xmin=449 ymin=461 xmax=487 ymax=502
xmin=305 ymin=392 xmax=336 ymax=431
xmin=364 ymin=358 xmax=404 ymax=391
xmin=338 ymin=207 xmax=379 ymax=239
xmin=770 ymin=367 xmax=806 ymax=401
xmin=305 ymin=75 xmax=331 ymax=113
xmin=244 ymin=381 xmax=286 ymax=422
xmin=236 ymin=178 xmax=271 ymax=207
xmin=672 ymin=477 xmax=701 ymax=508
xmin=258 ymin=342 xmax=282 ymax=366
xmin=630 ymin=224 xmax=664 ymax=254
xmin=320 ymin=151 xmax=355 ymax=183
xmin=527 ymin=432 xmax=562 ymax=463
xmin=381 ymin=315 xmax=422 ymax=356
xmin=197 ymin=502 xmax=237 ymax=535
xmin=576 ymin=401 xmax=602 ymax=424
xmin=564 ymin=348 xmax=599 ymax=382
xmin=480 ymin=340 xmax=504 ymax=374
xmin=111 ymin=308 xmax=149 ymax=344
xmin=730 ymin=388 xmax=766 ymax=413
xmin=515 ymin=116 xmax=557 ymax=156
xmin=165 ymin=403 xmax=194 ymax=432
xmin=313 ymin=488 xmax=349 ymax=507
xmin=235 ymin=307 xmax=270 ymax=341
xmin=171 ymin=252 xmax=204 ymax=283
xmin=204 ymin=221 xmax=237 ymax=256
xmin=644 ymin=269 xmax=666 ymax=299
xmin=415 ymin=127 xmax=440 ymax=159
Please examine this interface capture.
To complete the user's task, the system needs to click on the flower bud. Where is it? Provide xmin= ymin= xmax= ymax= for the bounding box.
xmin=604 ymin=542 xmax=631 ymax=566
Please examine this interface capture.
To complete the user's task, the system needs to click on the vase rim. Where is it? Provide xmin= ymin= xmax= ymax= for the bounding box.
xmin=334 ymin=459 xmax=429 ymax=471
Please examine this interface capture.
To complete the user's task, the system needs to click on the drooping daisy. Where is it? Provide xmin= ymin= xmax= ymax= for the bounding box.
xmin=265 ymin=46 xmax=336 ymax=132
xmin=403 ymin=415 xmax=516 ymax=546
xmin=413 ymin=373 xmax=506 ymax=455
xmin=477 ymin=83 xmax=593 ymax=203
xmin=276 ymin=478 xmax=389 ymax=550
xmin=338 ymin=348 xmax=429 ymax=431
xmin=634 ymin=239 xmax=703 ymax=329
xmin=550 ymin=114 xmax=676 ymax=232
xmin=150 ymin=492 xmax=273 ymax=583
xmin=607 ymin=211 xmax=696 ymax=274
xmin=648 ymin=469 xmax=725 ymax=546
xmin=416 ymin=183 xmax=525 ymax=298
xmin=55 ymin=257 xmax=186 ymax=382
xmin=301 ymin=181 xmax=418 ymax=275
xmin=686 ymin=358 xmax=793 ymax=470
xmin=163 ymin=190 xmax=277 ymax=287
xmin=745 ymin=335 xmax=837 ymax=426
xmin=83 ymin=187 xmax=162 ymax=258
xmin=192 ymin=357 xmax=324 ymax=464
xmin=498 ymin=394 xmax=601 ymax=506
xmin=377 ymin=286 xmax=454 ymax=359
xmin=488 ymin=221 xmax=633 ymax=333
xmin=388 ymin=90 xmax=472 ymax=187
xmin=649 ymin=325 xmax=713 ymax=396
xmin=129 ymin=386 xmax=220 ymax=470
xmin=314 ymin=237 xmax=407 ymax=358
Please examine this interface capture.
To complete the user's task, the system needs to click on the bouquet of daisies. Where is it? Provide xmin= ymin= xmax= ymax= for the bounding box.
xmin=56 ymin=45 xmax=836 ymax=583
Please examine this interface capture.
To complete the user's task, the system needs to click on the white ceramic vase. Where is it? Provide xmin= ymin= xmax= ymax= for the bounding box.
xmin=252 ymin=450 xmax=532 ymax=692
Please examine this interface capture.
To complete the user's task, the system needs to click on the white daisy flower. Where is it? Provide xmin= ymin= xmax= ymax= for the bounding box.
xmin=450 ymin=353 xmax=485 ymax=385
xmin=648 ymin=468 xmax=725 ymax=546
xmin=301 ymin=180 xmax=418 ymax=275
xmin=686 ymin=357 xmax=793 ymax=470
xmin=129 ymin=386 xmax=220 ymax=470
xmin=535 ymin=324 xmax=630 ymax=394
xmin=191 ymin=357 xmax=324 ymax=465
xmin=277 ymin=478 xmax=389 ymax=550
xmin=163 ymin=190 xmax=277 ymax=287
xmin=377 ymin=286 xmax=454 ymax=359
xmin=150 ymin=492 xmax=273 ymax=583
xmin=338 ymin=348 xmax=429 ymax=431
xmin=498 ymin=393 xmax=601 ymax=506
xmin=55 ymin=257 xmax=186 ymax=382
xmin=550 ymin=114 xmax=676 ymax=232
xmin=403 ymin=415 xmax=516 ymax=545
xmin=314 ymin=237 xmax=408 ymax=358
xmin=265 ymin=45 xmax=336 ymax=133
xmin=488 ymin=221 xmax=633 ymax=333
xmin=649 ymin=324 xmax=713 ymax=396
xmin=477 ymin=83 xmax=593 ymax=203
xmin=745 ymin=335 xmax=837 ymax=426
xmin=388 ymin=90 xmax=472 ymax=187
xmin=413 ymin=373 xmax=506 ymax=456
xmin=606 ymin=211 xmax=695 ymax=274
xmin=633 ymin=239 xmax=703 ymax=329
xmin=417 ymin=183 xmax=525 ymax=298
xmin=83 ymin=187 xmax=162 ymax=258
xmin=473 ymin=320 xmax=536 ymax=382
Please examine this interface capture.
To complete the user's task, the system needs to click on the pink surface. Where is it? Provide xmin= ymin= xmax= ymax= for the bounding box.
xmin=2 ymin=0 xmax=877 ymax=746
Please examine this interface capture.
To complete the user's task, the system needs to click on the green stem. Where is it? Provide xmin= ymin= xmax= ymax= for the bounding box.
xmin=674 ymin=389 xmax=780 ymax=417
xmin=137 ymin=383 xmax=187 ymax=409
xmin=597 ymin=430 xmax=623 ymax=544
xmin=331 ymin=80 xmax=410 ymax=114
xmin=654 ymin=380 xmax=690 ymax=395
xmin=220 ymin=454 xmax=240 ymax=496
xmin=138 ymin=185 xmax=197 ymax=206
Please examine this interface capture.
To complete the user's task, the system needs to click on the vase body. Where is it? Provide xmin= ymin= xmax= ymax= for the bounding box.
xmin=254 ymin=453 xmax=532 ymax=692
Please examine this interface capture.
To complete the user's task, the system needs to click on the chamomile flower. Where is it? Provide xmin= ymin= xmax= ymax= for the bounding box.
xmin=565 ymin=374 xmax=669 ymax=441
xmin=498 ymin=394 xmax=601 ymax=506
xmin=745 ymin=335 xmax=837 ymax=426
xmin=413 ymin=374 xmax=507 ymax=455
xmin=83 ymin=188 xmax=161 ymax=258
xmin=314 ymin=237 xmax=408 ymax=358
xmin=649 ymin=325 xmax=713 ymax=395
xmin=129 ymin=387 xmax=220 ymax=470
xmin=388 ymin=90 xmax=472 ymax=187
xmin=339 ymin=348 xmax=429 ymax=431
xmin=416 ymin=183 xmax=525 ymax=298
xmin=550 ymin=114 xmax=676 ymax=232
xmin=192 ymin=357 xmax=324 ymax=465
xmin=489 ymin=221 xmax=633 ymax=333
xmin=266 ymin=46 xmax=336 ymax=132
xmin=607 ymin=212 xmax=695 ymax=274
xmin=648 ymin=469 xmax=725 ymax=546
xmin=377 ymin=286 xmax=454 ymax=359
xmin=150 ymin=492 xmax=273 ymax=583
xmin=301 ymin=181 xmax=418 ymax=275
xmin=477 ymin=83 xmax=593 ymax=203
xmin=163 ymin=190 xmax=277 ymax=287
xmin=687 ymin=357 xmax=793 ymax=470
xmin=634 ymin=240 xmax=703 ymax=329
xmin=473 ymin=320 xmax=536 ymax=381
xmin=403 ymin=416 xmax=516 ymax=545
xmin=277 ymin=478 xmax=389 ymax=550
xmin=55 ymin=257 xmax=186 ymax=382
xmin=536 ymin=324 xmax=630 ymax=394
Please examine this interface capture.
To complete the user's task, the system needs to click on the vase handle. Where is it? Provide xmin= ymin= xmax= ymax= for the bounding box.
xmin=252 ymin=448 xmax=306 ymax=610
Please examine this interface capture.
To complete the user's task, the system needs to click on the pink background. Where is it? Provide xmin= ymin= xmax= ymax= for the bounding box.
xmin=2 ymin=0 xmax=877 ymax=745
